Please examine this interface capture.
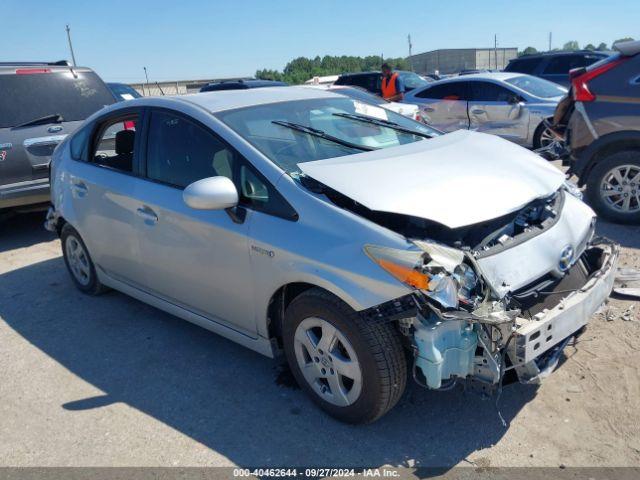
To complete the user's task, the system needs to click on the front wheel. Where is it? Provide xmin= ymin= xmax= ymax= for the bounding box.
xmin=585 ymin=150 xmax=640 ymax=224
xmin=533 ymin=120 xmax=556 ymax=150
xmin=283 ymin=288 xmax=407 ymax=424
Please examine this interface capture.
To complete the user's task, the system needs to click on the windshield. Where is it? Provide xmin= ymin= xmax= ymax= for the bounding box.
xmin=0 ymin=70 xmax=115 ymax=128
xmin=330 ymin=87 xmax=388 ymax=104
xmin=399 ymin=71 xmax=431 ymax=90
xmin=216 ymin=97 xmax=438 ymax=174
xmin=505 ymin=75 xmax=567 ymax=99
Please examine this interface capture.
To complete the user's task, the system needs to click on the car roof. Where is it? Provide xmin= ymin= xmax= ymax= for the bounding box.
xmin=127 ymin=86 xmax=343 ymax=114
xmin=427 ymin=72 xmax=523 ymax=83
xmin=510 ymin=50 xmax=609 ymax=61
xmin=0 ymin=64 xmax=94 ymax=74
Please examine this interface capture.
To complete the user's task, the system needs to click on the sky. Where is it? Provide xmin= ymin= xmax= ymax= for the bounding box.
xmin=2 ymin=0 xmax=638 ymax=83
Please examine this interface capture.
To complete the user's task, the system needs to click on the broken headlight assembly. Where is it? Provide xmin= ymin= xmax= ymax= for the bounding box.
xmin=563 ymin=179 xmax=583 ymax=200
xmin=364 ymin=243 xmax=480 ymax=309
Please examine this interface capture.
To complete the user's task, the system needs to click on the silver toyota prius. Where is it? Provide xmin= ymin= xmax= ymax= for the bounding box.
xmin=46 ymin=87 xmax=618 ymax=423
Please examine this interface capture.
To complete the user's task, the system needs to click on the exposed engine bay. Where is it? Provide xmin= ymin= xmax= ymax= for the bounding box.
xmin=309 ymin=176 xmax=620 ymax=393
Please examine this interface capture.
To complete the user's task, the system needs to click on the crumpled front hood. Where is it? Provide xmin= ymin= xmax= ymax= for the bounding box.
xmin=298 ymin=130 xmax=565 ymax=229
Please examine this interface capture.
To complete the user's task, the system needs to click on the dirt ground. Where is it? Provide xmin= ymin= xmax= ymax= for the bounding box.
xmin=1 ymin=211 xmax=639 ymax=469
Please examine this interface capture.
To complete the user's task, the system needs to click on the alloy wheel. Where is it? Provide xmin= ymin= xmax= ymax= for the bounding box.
xmin=539 ymin=127 xmax=556 ymax=148
xmin=65 ymin=236 xmax=92 ymax=286
xmin=600 ymin=164 xmax=640 ymax=213
xmin=293 ymin=317 xmax=362 ymax=407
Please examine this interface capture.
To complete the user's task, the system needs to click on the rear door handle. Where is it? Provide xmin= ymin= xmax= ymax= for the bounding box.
xmin=137 ymin=206 xmax=158 ymax=224
xmin=471 ymin=109 xmax=486 ymax=115
xmin=422 ymin=106 xmax=435 ymax=112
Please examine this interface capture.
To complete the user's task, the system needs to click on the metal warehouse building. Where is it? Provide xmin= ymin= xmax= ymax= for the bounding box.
xmin=408 ymin=48 xmax=518 ymax=75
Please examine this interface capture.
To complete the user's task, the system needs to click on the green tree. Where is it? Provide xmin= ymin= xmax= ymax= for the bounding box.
xmin=596 ymin=42 xmax=608 ymax=51
xmin=519 ymin=46 xmax=538 ymax=57
xmin=562 ymin=40 xmax=580 ymax=51
xmin=613 ymin=37 xmax=635 ymax=47
xmin=584 ymin=43 xmax=596 ymax=51
xmin=256 ymin=55 xmax=409 ymax=84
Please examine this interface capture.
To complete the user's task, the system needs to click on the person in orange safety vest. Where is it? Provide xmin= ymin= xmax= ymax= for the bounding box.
xmin=380 ymin=63 xmax=405 ymax=102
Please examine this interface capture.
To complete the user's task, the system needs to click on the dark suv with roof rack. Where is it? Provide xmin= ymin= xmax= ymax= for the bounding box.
xmin=0 ymin=62 xmax=115 ymax=212
xmin=504 ymin=50 xmax=610 ymax=87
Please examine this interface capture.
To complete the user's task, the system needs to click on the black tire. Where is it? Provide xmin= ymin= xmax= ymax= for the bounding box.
xmin=60 ymin=224 xmax=108 ymax=295
xmin=585 ymin=150 xmax=640 ymax=224
xmin=282 ymin=288 xmax=406 ymax=424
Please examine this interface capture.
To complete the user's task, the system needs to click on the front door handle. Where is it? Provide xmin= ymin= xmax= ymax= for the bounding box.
xmin=422 ymin=106 xmax=435 ymax=112
xmin=471 ymin=109 xmax=486 ymax=115
xmin=136 ymin=206 xmax=158 ymax=224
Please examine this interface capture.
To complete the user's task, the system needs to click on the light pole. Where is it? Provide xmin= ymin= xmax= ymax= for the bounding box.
xmin=143 ymin=67 xmax=150 ymax=97
xmin=408 ymin=34 xmax=413 ymax=71
xmin=65 ymin=24 xmax=77 ymax=67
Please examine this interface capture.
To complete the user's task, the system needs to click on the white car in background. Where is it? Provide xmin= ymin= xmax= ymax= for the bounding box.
xmin=305 ymin=84 xmax=423 ymax=123
xmin=403 ymin=72 xmax=567 ymax=148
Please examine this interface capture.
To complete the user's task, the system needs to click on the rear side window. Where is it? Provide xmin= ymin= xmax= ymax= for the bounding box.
xmin=0 ymin=70 xmax=115 ymax=128
xmin=504 ymin=58 xmax=541 ymax=74
xmin=415 ymin=82 xmax=469 ymax=100
xmin=543 ymin=55 xmax=592 ymax=74
xmin=91 ymin=115 xmax=139 ymax=172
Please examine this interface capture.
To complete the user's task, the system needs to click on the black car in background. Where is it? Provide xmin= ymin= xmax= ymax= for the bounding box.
xmin=504 ymin=51 xmax=610 ymax=87
xmin=333 ymin=70 xmax=432 ymax=96
xmin=200 ymin=79 xmax=288 ymax=92
xmin=107 ymin=82 xmax=142 ymax=101
xmin=0 ymin=62 xmax=115 ymax=212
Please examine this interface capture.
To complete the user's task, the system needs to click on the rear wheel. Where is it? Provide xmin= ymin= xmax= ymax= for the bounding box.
xmin=282 ymin=288 xmax=406 ymax=424
xmin=61 ymin=224 xmax=108 ymax=295
xmin=585 ymin=150 xmax=640 ymax=224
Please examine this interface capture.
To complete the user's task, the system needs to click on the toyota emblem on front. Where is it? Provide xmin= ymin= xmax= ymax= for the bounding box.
xmin=558 ymin=245 xmax=574 ymax=273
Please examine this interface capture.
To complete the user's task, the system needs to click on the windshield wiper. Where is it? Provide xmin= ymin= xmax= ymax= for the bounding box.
xmin=271 ymin=120 xmax=375 ymax=152
xmin=13 ymin=113 xmax=64 ymax=129
xmin=333 ymin=112 xmax=434 ymax=139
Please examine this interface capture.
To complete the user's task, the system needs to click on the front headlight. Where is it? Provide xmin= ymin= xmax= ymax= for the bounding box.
xmin=563 ymin=179 xmax=583 ymax=200
xmin=364 ymin=244 xmax=479 ymax=309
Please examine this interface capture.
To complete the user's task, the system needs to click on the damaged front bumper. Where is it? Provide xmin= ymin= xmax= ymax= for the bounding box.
xmin=404 ymin=239 xmax=619 ymax=390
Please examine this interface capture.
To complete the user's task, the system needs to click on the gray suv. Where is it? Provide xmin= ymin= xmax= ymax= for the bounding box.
xmin=555 ymin=41 xmax=640 ymax=224
xmin=0 ymin=62 xmax=115 ymax=212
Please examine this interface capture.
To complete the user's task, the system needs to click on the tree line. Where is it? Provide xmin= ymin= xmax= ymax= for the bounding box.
xmin=257 ymin=37 xmax=635 ymax=84
xmin=519 ymin=37 xmax=635 ymax=57
xmin=255 ymin=55 xmax=408 ymax=85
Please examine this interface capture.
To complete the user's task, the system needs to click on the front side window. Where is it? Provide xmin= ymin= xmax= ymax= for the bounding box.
xmin=216 ymin=97 xmax=438 ymax=175
xmin=92 ymin=115 xmax=139 ymax=172
xmin=469 ymin=82 xmax=517 ymax=102
xmin=543 ymin=55 xmax=587 ymax=74
xmin=145 ymin=110 xmax=295 ymax=219
xmin=504 ymin=58 xmax=541 ymax=74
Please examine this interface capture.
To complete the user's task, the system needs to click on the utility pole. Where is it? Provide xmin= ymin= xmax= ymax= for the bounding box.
xmin=143 ymin=67 xmax=150 ymax=97
xmin=549 ymin=32 xmax=552 ymax=52
xmin=65 ymin=24 xmax=77 ymax=67
xmin=408 ymin=34 xmax=413 ymax=71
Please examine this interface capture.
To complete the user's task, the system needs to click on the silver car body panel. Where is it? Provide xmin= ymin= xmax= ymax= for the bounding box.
xmin=403 ymin=73 xmax=564 ymax=147
xmin=299 ymin=129 xmax=565 ymax=229
xmin=49 ymin=88 xmax=611 ymax=382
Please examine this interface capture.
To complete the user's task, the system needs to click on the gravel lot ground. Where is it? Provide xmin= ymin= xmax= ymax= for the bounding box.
xmin=1 ymin=209 xmax=639 ymax=469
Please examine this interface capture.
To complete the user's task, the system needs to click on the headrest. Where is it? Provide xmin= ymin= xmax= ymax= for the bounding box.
xmin=115 ymin=129 xmax=135 ymax=155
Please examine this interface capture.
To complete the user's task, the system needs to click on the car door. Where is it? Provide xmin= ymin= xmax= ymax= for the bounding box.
xmin=65 ymin=109 xmax=147 ymax=287
xmin=134 ymin=108 xmax=259 ymax=335
xmin=467 ymin=81 xmax=529 ymax=144
xmin=411 ymin=81 xmax=470 ymax=132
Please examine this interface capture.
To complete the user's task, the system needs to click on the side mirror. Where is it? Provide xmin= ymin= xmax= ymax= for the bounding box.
xmin=183 ymin=176 xmax=238 ymax=210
